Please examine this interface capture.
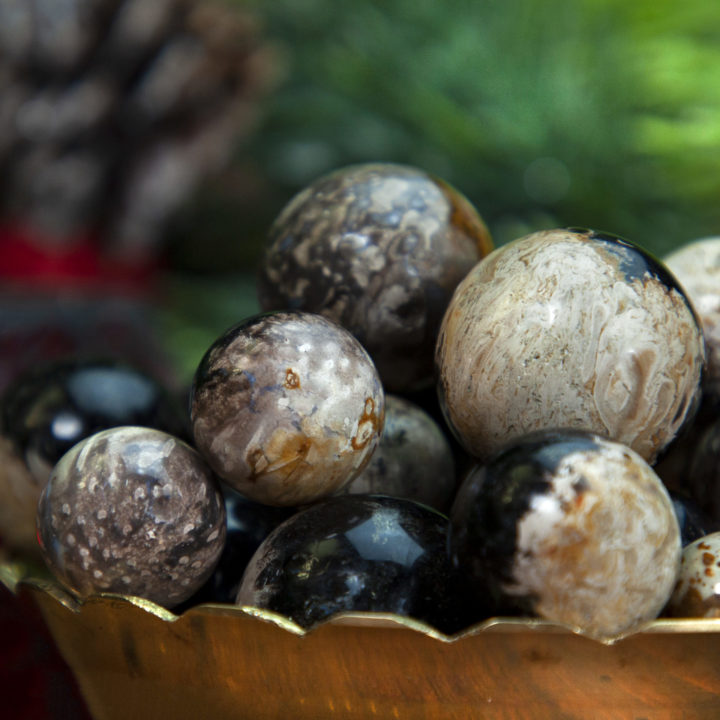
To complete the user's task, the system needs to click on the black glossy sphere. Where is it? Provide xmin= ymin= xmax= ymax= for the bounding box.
xmin=1 ymin=357 xmax=188 ymax=484
xmin=236 ymin=494 xmax=482 ymax=633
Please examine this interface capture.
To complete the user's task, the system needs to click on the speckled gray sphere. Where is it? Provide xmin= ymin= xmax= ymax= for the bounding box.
xmin=436 ymin=228 xmax=705 ymax=463
xmin=664 ymin=237 xmax=720 ymax=401
xmin=190 ymin=311 xmax=385 ymax=506
xmin=449 ymin=430 xmax=681 ymax=641
xmin=666 ymin=531 xmax=720 ymax=618
xmin=257 ymin=163 xmax=493 ymax=392
xmin=337 ymin=394 xmax=456 ymax=512
xmin=36 ymin=426 xmax=226 ymax=608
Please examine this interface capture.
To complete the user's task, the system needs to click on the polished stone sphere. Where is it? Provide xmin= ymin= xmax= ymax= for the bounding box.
xmin=0 ymin=357 xmax=187 ymax=555
xmin=236 ymin=494 xmax=482 ymax=633
xmin=336 ymin=394 xmax=456 ymax=513
xmin=666 ymin=531 xmax=720 ymax=618
xmin=436 ymin=228 xmax=705 ymax=464
xmin=448 ymin=430 xmax=681 ymax=641
xmin=257 ymin=163 xmax=493 ymax=392
xmin=190 ymin=311 xmax=384 ymax=506
xmin=36 ymin=426 xmax=226 ymax=608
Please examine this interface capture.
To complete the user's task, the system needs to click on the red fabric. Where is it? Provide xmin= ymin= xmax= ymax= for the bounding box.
xmin=0 ymin=223 xmax=159 ymax=296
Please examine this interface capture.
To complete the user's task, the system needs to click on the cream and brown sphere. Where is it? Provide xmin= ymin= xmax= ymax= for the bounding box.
xmin=436 ymin=228 xmax=705 ymax=464
xmin=664 ymin=237 xmax=720 ymax=402
xmin=36 ymin=426 xmax=226 ymax=608
xmin=190 ymin=311 xmax=384 ymax=506
xmin=449 ymin=430 xmax=681 ymax=641
xmin=257 ymin=163 xmax=493 ymax=392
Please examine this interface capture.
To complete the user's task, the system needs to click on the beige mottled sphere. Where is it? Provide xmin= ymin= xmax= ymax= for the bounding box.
xmin=664 ymin=237 xmax=720 ymax=397
xmin=436 ymin=228 xmax=705 ymax=463
xmin=190 ymin=311 xmax=385 ymax=506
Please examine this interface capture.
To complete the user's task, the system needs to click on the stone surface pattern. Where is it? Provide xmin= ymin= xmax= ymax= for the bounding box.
xmin=36 ymin=426 xmax=226 ymax=608
xmin=449 ymin=431 xmax=681 ymax=641
xmin=191 ymin=311 xmax=385 ymax=506
xmin=436 ymin=228 xmax=705 ymax=463
xmin=338 ymin=394 xmax=456 ymax=512
xmin=257 ymin=163 xmax=493 ymax=391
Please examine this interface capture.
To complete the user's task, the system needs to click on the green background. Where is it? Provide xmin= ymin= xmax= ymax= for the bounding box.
xmin=161 ymin=0 xmax=720 ymax=382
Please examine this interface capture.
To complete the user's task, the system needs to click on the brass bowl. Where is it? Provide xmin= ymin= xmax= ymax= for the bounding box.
xmin=2 ymin=562 xmax=719 ymax=719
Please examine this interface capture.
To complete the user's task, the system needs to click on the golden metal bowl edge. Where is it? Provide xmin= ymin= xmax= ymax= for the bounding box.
xmin=3 ymin=563 xmax=720 ymax=720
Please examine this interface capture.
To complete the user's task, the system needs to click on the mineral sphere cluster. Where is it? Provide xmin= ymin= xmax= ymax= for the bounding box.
xmin=2 ymin=160 xmax=717 ymax=638
xmin=257 ymin=162 xmax=493 ymax=392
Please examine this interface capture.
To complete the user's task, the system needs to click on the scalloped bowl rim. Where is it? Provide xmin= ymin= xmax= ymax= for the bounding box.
xmin=5 ymin=562 xmax=720 ymax=646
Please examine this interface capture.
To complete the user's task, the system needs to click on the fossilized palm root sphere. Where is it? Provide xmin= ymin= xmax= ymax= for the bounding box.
xmin=190 ymin=311 xmax=385 ymax=506
xmin=257 ymin=163 xmax=493 ymax=392
xmin=435 ymin=228 xmax=705 ymax=463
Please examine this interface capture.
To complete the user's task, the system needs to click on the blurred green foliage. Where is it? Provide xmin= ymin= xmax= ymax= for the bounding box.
xmin=163 ymin=0 xmax=720 ymax=377
xmin=169 ymin=0 xmax=720 ymax=271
